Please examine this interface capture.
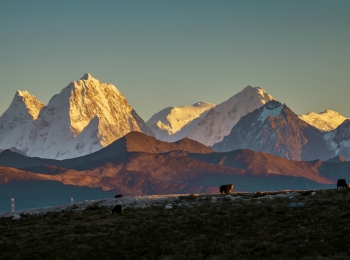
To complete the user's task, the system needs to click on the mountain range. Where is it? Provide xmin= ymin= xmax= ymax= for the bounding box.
xmin=1 ymin=73 xmax=349 ymax=161
xmin=0 ymin=131 xmax=337 ymax=193
xmin=1 ymin=73 xmax=350 ymax=211
xmin=0 ymin=73 xmax=154 ymax=159
xmin=2 ymin=131 xmax=350 ymax=212
xmin=212 ymin=100 xmax=350 ymax=161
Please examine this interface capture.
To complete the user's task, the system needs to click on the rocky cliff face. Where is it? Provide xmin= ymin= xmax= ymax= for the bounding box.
xmin=186 ymin=86 xmax=275 ymax=146
xmin=0 ymin=73 xmax=154 ymax=159
xmin=213 ymin=101 xmax=333 ymax=161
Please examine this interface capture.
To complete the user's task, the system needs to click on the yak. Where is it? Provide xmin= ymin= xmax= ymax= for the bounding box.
xmin=112 ymin=204 xmax=123 ymax=214
xmin=115 ymin=194 xmax=124 ymax=198
xmin=337 ymin=179 xmax=348 ymax=189
xmin=220 ymin=184 xmax=234 ymax=194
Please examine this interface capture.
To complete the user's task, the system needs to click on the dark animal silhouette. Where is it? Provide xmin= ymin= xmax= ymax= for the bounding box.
xmin=337 ymin=179 xmax=348 ymax=189
xmin=112 ymin=204 xmax=123 ymax=214
xmin=115 ymin=194 xmax=124 ymax=198
xmin=220 ymin=184 xmax=234 ymax=194
xmin=302 ymin=191 xmax=312 ymax=196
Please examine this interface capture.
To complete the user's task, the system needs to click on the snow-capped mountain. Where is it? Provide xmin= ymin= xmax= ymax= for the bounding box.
xmin=299 ymin=110 xmax=348 ymax=131
xmin=0 ymin=90 xmax=45 ymax=149
xmin=323 ymin=119 xmax=350 ymax=160
xmin=0 ymin=73 xmax=154 ymax=159
xmin=146 ymin=102 xmax=215 ymax=142
xmin=186 ymin=86 xmax=275 ymax=146
xmin=212 ymin=100 xmax=333 ymax=161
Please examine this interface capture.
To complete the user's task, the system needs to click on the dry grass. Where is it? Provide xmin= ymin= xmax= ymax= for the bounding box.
xmin=1 ymin=189 xmax=350 ymax=259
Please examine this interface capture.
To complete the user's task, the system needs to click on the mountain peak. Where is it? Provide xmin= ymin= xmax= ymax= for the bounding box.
xmin=146 ymin=102 xmax=215 ymax=142
xmin=240 ymin=85 xmax=258 ymax=94
xmin=242 ymin=85 xmax=262 ymax=91
xmin=187 ymin=85 xmax=275 ymax=146
xmin=299 ymin=109 xmax=348 ymax=131
xmin=80 ymin=73 xmax=93 ymax=81
xmin=15 ymin=90 xmax=30 ymax=97
xmin=8 ymin=90 xmax=45 ymax=120
xmin=8 ymin=74 xmax=154 ymax=159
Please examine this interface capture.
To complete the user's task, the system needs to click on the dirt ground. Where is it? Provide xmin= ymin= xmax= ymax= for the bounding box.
xmin=1 ymin=189 xmax=350 ymax=259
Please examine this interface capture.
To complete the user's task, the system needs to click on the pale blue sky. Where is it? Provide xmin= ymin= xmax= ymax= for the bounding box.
xmin=1 ymin=0 xmax=350 ymax=120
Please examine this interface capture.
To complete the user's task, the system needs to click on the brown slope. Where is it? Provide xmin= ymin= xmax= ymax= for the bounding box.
xmin=50 ymin=131 xmax=214 ymax=169
xmin=0 ymin=153 xmax=245 ymax=195
xmin=0 ymin=167 xmax=50 ymax=183
xmin=0 ymin=150 xmax=336 ymax=195
xmin=188 ymin=149 xmax=333 ymax=184
xmin=0 ymin=131 xmax=213 ymax=170
xmin=39 ymin=153 xmax=246 ymax=194
xmin=123 ymin=131 xmax=214 ymax=154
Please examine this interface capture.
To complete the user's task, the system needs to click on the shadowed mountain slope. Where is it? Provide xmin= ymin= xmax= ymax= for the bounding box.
xmin=212 ymin=101 xmax=332 ymax=161
xmin=0 ymin=131 xmax=213 ymax=170
xmin=2 ymin=130 xmax=349 ymax=209
xmin=188 ymin=149 xmax=333 ymax=184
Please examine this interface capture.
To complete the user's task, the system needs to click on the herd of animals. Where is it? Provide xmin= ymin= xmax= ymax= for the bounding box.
xmin=111 ymin=181 xmax=348 ymax=215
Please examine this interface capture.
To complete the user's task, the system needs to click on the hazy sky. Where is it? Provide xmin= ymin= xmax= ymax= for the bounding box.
xmin=1 ymin=0 xmax=350 ymax=121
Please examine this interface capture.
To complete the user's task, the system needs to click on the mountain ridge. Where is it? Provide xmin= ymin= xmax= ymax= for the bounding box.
xmin=186 ymin=85 xmax=275 ymax=146
xmin=212 ymin=100 xmax=333 ymax=161
xmin=299 ymin=109 xmax=348 ymax=131
xmin=146 ymin=102 xmax=215 ymax=142
xmin=0 ymin=74 xmax=154 ymax=159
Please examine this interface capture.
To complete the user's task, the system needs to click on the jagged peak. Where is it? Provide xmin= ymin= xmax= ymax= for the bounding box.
xmin=242 ymin=85 xmax=265 ymax=92
xmin=299 ymin=109 xmax=348 ymax=131
xmin=303 ymin=109 xmax=343 ymax=116
xmin=15 ymin=90 xmax=30 ymax=97
xmin=233 ymin=85 xmax=273 ymax=99
xmin=243 ymin=85 xmax=254 ymax=90
xmin=323 ymin=109 xmax=339 ymax=114
xmin=258 ymin=100 xmax=284 ymax=122
xmin=1 ymin=90 xmax=45 ymax=121
xmin=265 ymin=100 xmax=283 ymax=110
xmin=62 ymin=73 xmax=108 ymax=94
xmin=11 ymin=90 xmax=43 ymax=106
xmin=80 ymin=73 xmax=94 ymax=81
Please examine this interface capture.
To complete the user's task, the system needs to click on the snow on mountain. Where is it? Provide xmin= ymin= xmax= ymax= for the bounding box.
xmin=0 ymin=73 xmax=154 ymax=159
xmin=212 ymin=100 xmax=332 ymax=161
xmin=323 ymin=119 xmax=350 ymax=160
xmin=0 ymin=90 xmax=45 ymax=149
xmin=299 ymin=110 xmax=348 ymax=131
xmin=186 ymin=86 xmax=275 ymax=146
xmin=146 ymin=102 xmax=216 ymax=142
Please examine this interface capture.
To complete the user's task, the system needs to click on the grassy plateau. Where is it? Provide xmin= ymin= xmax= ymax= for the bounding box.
xmin=1 ymin=189 xmax=350 ymax=259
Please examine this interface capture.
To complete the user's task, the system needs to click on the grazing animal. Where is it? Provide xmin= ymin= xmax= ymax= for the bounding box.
xmin=301 ymin=191 xmax=312 ymax=196
xmin=220 ymin=184 xmax=234 ymax=194
xmin=337 ymin=179 xmax=348 ymax=189
xmin=115 ymin=194 xmax=124 ymax=198
xmin=112 ymin=204 xmax=123 ymax=214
